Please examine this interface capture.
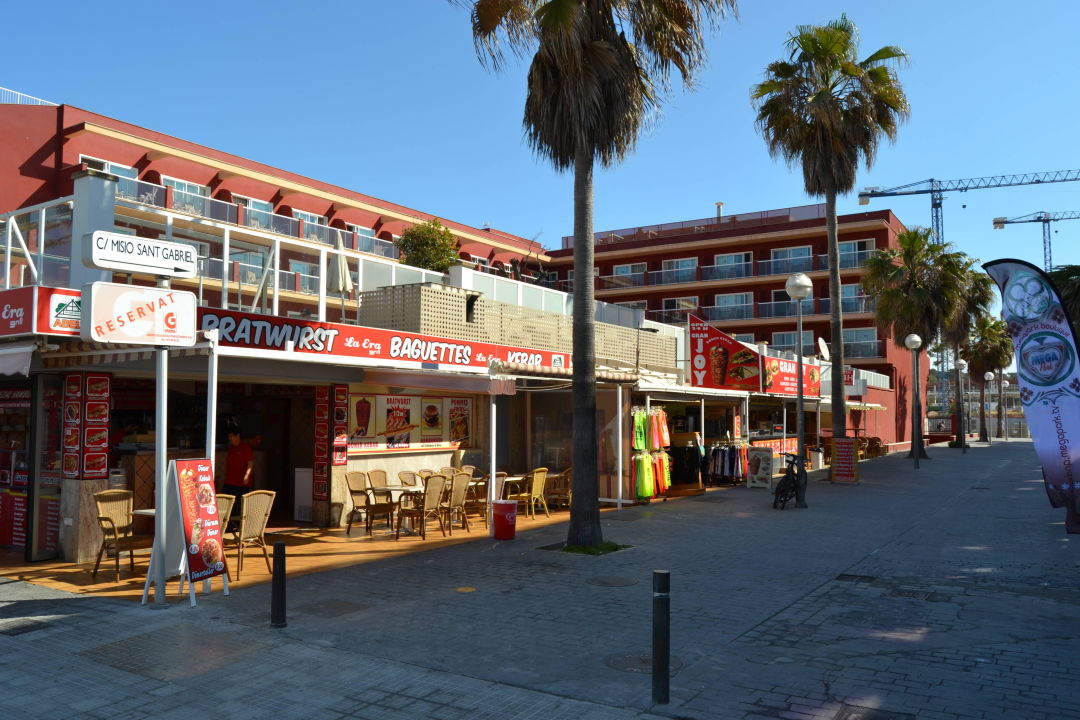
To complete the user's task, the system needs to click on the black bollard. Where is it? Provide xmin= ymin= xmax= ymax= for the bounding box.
xmin=270 ymin=541 xmax=286 ymax=628
xmin=652 ymin=570 xmax=670 ymax=705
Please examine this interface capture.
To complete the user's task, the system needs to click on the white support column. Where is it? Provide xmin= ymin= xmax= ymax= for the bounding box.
xmin=205 ymin=330 xmax=219 ymax=464
xmin=221 ymin=228 xmax=231 ymax=310
xmin=153 ymin=344 xmax=168 ymax=605
xmin=616 ymin=384 xmax=624 ymax=509
xmin=37 ymin=207 xmax=46 ymax=282
xmin=488 ymin=395 xmax=497 ymax=536
xmin=272 ymin=238 xmax=281 ymax=317
xmin=318 ymin=247 xmax=327 ymax=322
xmin=4 ymin=219 xmax=11 ymax=290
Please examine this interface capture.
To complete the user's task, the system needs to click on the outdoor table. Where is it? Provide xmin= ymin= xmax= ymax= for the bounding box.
xmin=500 ymin=475 xmax=525 ymax=499
xmin=133 ymin=508 xmax=155 ymax=517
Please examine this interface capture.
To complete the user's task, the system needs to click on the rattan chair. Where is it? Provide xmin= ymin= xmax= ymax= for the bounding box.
xmin=364 ymin=475 xmax=398 ymax=535
xmin=232 ymin=490 xmax=275 ymax=579
xmin=92 ymin=489 xmax=137 ymax=582
xmin=439 ymin=466 xmax=458 ymax=479
xmin=417 ymin=469 xmax=434 ymax=479
xmin=463 ymin=477 xmax=489 ymax=527
xmin=344 ymin=471 xmax=369 ymax=535
xmin=441 ymin=472 xmax=472 ymax=535
xmin=367 ymin=469 xmax=389 ymax=488
xmin=505 ymin=468 xmax=550 ymax=519
xmin=459 ymin=465 xmax=476 ymax=478
xmin=544 ymin=468 xmax=573 ymax=510
xmin=398 ymin=470 xmax=420 ymax=487
xmin=396 ymin=474 xmax=447 ymax=540
xmin=215 ymin=493 xmax=236 ymax=580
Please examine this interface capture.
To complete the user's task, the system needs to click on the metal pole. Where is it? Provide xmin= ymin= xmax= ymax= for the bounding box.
xmin=960 ymin=372 xmax=966 ymax=454
xmin=652 ymin=570 xmax=670 ymax=705
xmin=488 ymin=395 xmax=496 ymax=536
xmin=205 ymin=330 xmax=218 ymax=463
xmin=616 ymin=383 xmax=623 ymax=509
xmin=153 ymin=345 xmax=168 ymax=605
xmin=912 ymin=349 xmax=920 ymax=470
xmin=270 ymin=542 xmax=286 ymax=627
xmin=794 ymin=302 xmax=807 ymax=508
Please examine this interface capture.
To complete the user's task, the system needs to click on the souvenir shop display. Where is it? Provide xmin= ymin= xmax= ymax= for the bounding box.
xmin=630 ymin=406 xmax=672 ymax=501
xmin=706 ymin=441 xmax=747 ymax=485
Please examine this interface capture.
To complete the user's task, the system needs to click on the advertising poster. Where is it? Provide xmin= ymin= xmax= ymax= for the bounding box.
xmin=689 ymin=314 xmax=762 ymax=391
xmin=173 ymin=459 xmax=226 ymax=582
xmin=331 ymin=384 xmax=349 ymax=466
xmin=312 ymin=385 xmax=330 ymax=501
xmin=761 ymin=356 xmax=821 ymax=397
xmin=347 ymin=393 xmax=473 ymax=454
xmin=745 ymin=447 xmax=774 ymax=489
xmin=381 ymin=395 xmax=418 ymax=449
xmin=984 ymin=259 xmax=1080 ymax=532
xmin=830 ymin=438 xmax=859 ymax=483
xmin=62 ymin=372 xmax=83 ymax=479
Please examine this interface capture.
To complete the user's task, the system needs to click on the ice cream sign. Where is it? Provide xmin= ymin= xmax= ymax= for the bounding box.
xmin=81 ymin=282 xmax=197 ymax=346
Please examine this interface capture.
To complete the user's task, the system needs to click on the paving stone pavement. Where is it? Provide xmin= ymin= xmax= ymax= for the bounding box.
xmin=2 ymin=439 xmax=1078 ymax=719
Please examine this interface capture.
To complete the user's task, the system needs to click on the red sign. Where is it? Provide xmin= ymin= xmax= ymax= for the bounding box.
xmin=689 ymin=315 xmax=820 ymax=397
xmin=0 ymin=287 xmax=34 ymax=336
xmin=174 ymin=458 xmax=227 ymax=581
xmin=199 ymin=308 xmax=570 ymax=372
xmin=830 ymin=438 xmax=859 ymax=483
xmin=688 ymin=315 xmax=763 ymax=391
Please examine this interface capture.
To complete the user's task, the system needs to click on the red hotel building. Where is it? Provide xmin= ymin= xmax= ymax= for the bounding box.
xmin=546 ymin=203 xmax=927 ymax=450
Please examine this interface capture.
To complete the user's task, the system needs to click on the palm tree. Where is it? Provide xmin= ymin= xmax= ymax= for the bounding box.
xmin=752 ymin=15 xmax=909 ymax=442
xmin=960 ymin=315 xmax=1013 ymax=442
xmin=464 ymin=0 xmax=736 ymax=547
xmin=1047 ymin=265 xmax=1080 ymax=335
xmin=861 ymin=227 xmax=970 ymax=452
xmin=941 ymin=265 xmax=995 ymax=447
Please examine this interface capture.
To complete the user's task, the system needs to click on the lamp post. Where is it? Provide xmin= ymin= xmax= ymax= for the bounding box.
xmin=785 ymin=272 xmax=813 ymax=509
xmin=904 ymin=334 xmax=924 ymax=468
xmin=956 ymin=359 xmax=968 ymax=453
xmin=1001 ymin=379 xmax=1010 ymax=442
xmin=982 ymin=371 xmax=994 ymax=444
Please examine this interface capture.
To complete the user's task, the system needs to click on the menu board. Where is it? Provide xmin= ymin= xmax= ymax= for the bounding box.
xmin=830 ymin=438 xmax=859 ymax=483
xmin=312 ymin=386 xmax=329 ymax=501
xmin=36 ymin=496 xmax=60 ymax=553
xmin=348 ymin=392 xmax=473 ymax=454
xmin=173 ymin=459 xmax=226 ymax=582
xmin=745 ymin=447 xmax=774 ymax=489
xmin=61 ymin=373 xmax=83 ymax=479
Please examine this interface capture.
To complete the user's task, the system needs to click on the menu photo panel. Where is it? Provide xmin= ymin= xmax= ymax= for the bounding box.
xmin=347 ymin=391 xmax=474 ymax=454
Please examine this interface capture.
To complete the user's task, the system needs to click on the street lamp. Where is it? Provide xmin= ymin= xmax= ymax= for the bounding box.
xmin=904 ymin=334 xmax=925 ymax=468
xmin=956 ymin=358 xmax=968 ymax=453
xmin=785 ymin=272 xmax=813 ymax=509
xmin=1001 ymin=379 xmax=1010 ymax=442
xmin=983 ymin=371 xmax=995 ymax=445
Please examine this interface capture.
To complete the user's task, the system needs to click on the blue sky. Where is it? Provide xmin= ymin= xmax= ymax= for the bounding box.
xmin=6 ymin=1 xmax=1078 ymax=270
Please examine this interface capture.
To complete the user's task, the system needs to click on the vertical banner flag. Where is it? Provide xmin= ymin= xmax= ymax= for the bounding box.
xmin=984 ymin=259 xmax=1080 ymax=533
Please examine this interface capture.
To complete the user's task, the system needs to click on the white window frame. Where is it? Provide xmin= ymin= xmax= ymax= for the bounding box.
xmin=662 ymin=257 xmax=698 ymax=270
xmin=79 ymin=155 xmax=137 ymax=179
xmin=734 ymin=333 xmax=754 ymax=344
xmin=839 ymin=238 xmax=874 ymax=254
xmin=714 ymin=292 xmax=752 ymax=307
xmin=843 ymin=327 xmax=877 ymax=343
xmin=714 ymin=251 xmax=751 ymax=266
xmin=161 ymin=175 xmax=209 ymax=197
xmin=613 ymin=262 xmax=646 ymax=276
xmin=662 ymin=296 xmax=698 ymax=310
xmin=293 ymin=209 xmax=328 ymax=227
xmin=770 ymin=245 xmax=812 ymax=260
xmin=772 ymin=330 xmax=812 ymax=348
xmin=345 ymin=223 xmax=375 ymax=239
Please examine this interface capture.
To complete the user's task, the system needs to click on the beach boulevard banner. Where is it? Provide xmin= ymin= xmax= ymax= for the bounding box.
xmin=984 ymin=259 xmax=1080 ymax=533
xmin=688 ymin=314 xmax=820 ymax=396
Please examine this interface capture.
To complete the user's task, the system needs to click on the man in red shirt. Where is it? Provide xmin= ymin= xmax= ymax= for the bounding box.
xmin=222 ymin=431 xmax=254 ymax=497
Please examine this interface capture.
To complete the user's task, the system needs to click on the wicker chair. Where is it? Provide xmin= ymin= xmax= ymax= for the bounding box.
xmin=544 ymin=468 xmax=573 ymax=510
xmin=367 ymin=469 xmax=389 ymax=488
xmin=364 ymin=475 xmax=399 ymax=535
xmin=439 ymin=466 xmax=458 ymax=478
xmin=460 ymin=465 xmax=476 ymax=477
xmin=463 ymin=477 xmax=488 ymax=527
xmin=506 ymin=468 xmax=550 ymax=519
xmin=398 ymin=470 xmax=420 ymax=487
xmin=344 ymin=471 xmax=368 ymax=535
xmin=396 ymin=474 xmax=447 ymax=540
xmin=232 ymin=490 xmax=275 ymax=579
xmin=92 ymin=489 xmax=137 ymax=582
xmin=441 ymin=472 xmax=472 ymax=535
xmin=417 ymin=469 xmax=435 ymax=479
xmin=215 ymin=493 xmax=236 ymax=580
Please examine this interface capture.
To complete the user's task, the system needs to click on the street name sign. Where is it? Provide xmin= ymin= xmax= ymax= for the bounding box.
xmin=83 ymin=230 xmax=198 ymax=278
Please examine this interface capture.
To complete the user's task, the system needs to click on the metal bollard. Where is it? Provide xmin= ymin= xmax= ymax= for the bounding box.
xmin=270 ymin=541 xmax=287 ymax=628
xmin=652 ymin=570 xmax=670 ymax=705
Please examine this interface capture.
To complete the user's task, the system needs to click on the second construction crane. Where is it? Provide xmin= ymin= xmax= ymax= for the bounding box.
xmin=993 ymin=211 xmax=1080 ymax=270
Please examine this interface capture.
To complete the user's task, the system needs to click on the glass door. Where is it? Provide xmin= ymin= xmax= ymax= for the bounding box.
xmin=28 ymin=375 xmax=62 ymax=561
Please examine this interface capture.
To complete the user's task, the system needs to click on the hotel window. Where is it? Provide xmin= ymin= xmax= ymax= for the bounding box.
xmin=233 ymin=194 xmax=274 ymax=227
xmin=161 ymin=176 xmax=209 ymax=197
xmin=613 ymin=262 xmax=646 ymax=276
xmin=293 ymin=209 xmax=328 ymax=227
xmin=714 ymin=292 xmax=752 ymax=307
xmin=713 ymin=251 xmax=751 ymax=266
xmin=81 ymin=156 xmax=138 ymax=200
xmin=662 ymin=296 xmax=698 ymax=311
xmin=615 ymin=300 xmax=648 ymax=311
xmin=660 ymin=257 xmax=697 ymax=283
xmin=734 ymin=333 xmax=754 ymax=344
xmin=843 ymin=327 xmax=879 ymax=356
xmin=772 ymin=330 xmax=812 ymax=350
xmin=839 ymin=239 xmax=873 ymax=254
xmin=838 ymin=238 xmax=874 ymax=268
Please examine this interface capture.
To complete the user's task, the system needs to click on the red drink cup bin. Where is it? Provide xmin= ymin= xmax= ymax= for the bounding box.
xmin=492 ymin=499 xmax=516 ymax=540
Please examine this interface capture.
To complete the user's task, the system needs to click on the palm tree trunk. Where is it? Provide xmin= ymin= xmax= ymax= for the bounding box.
xmin=826 ymin=190 xmax=846 ymax=440
xmin=567 ymin=145 xmax=602 ymax=548
xmin=978 ymin=382 xmax=988 ymax=442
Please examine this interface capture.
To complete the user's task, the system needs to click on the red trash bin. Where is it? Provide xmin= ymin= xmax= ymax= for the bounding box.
xmin=492 ymin=499 xmax=517 ymax=540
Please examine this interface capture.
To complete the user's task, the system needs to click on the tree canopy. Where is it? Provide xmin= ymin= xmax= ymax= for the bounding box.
xmin=395 ymin=218 xmax=459 ymax=273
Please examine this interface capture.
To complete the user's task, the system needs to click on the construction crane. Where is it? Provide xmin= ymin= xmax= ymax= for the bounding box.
xmin=858 ymin=169 xmax=1080 ymax=245
xmin=992 ymin=211 xmax=1080 ymax=270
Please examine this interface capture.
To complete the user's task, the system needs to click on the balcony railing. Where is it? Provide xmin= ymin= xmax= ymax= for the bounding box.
xmin=757 ymin=256 xmax=814 ymax=276
xmin=771 ymin=343 xmax=817 ymax=357
xmin=843 ymin=340 xmax=884 ymax=358
xmin=701 ymin=262 xmax=752 ymax=281
xmin=171 ymin=189 xmax=238 ymax=224
xmin=597 ymin=272 xmax=646 ymax=289
xmin=818 ymin=249 xmax=875 ymax=270
xmin=647 ymin=307 xmax=694 ymax=324
xmin=758 ymin=299 xmax=814 ymax=318
xmin=818 ymin=296 xmax=876 ymax=314
xmin=700 ymin=303 xmax=754 ymax=321
xmin=648 ymin=267 xmax=698 ymax=285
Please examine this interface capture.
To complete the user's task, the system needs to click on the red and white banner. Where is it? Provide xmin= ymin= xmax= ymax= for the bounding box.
xmin=199 ymin=308 xmax=570 ymax=372
xmin=0 ymin=286 xmax=82 ymax=338
xmin=688 ymin=314 xmax=820 ymax=397
xmin=174 ymin=458 xmax=227 ymax=582
xmin=82 ymin=282 xmax=197 ymax=346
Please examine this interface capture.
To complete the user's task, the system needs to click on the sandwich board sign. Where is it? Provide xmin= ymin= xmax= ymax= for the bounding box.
xmin=141 ymin=459 xmax=229 ymax=607
xmin=84 ymin=230 xmax=198 ymax=278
